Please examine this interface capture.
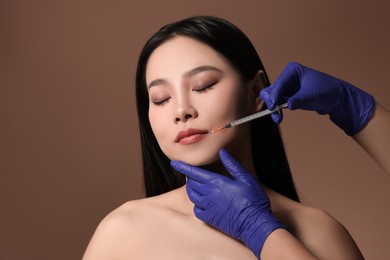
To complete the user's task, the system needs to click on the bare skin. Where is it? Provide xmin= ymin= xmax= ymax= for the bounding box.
xmin=83 ymin=85 xmax=389 ymax=259
xmin=83 ymin=185 xmax=364 ymax=259
xmin=353 ymin=103 xmax=390 ymax=174
xmin=83 ymin=36 xmax=370 ymax=259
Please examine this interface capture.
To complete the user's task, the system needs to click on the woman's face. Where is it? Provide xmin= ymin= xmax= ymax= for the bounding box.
xmin=146 ymin=36 xmax=260 ymax=166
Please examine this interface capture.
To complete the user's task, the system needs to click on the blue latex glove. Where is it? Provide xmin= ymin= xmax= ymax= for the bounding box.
xmin=170 ymin=149 xmax=284 ymax=258
xmin=260 ymin=62 xmax=375 ymax=136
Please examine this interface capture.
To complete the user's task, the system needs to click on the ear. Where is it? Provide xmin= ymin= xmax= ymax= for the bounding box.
xmin=249 ymin=70 xmax=266 ymax=112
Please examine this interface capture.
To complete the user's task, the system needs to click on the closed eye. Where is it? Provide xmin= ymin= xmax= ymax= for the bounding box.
xmin=152 ymin=97 xmax=171 ymax=106
xmin=193 ymin=81 xmax=218 ymax=93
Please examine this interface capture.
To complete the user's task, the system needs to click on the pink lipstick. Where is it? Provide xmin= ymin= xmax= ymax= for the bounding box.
xmin=175 ymin=128 xmax=208 ymax=145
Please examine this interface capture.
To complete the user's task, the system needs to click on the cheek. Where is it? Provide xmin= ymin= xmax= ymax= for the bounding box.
xmin=149 ymin=108 xmax=170 ymax=147
xmin=211 ymin=84 xmax=251 ymax=124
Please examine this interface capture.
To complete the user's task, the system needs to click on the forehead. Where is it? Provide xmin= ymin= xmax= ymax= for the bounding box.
xmin=146 ymin=36 xmax=234 ymax=83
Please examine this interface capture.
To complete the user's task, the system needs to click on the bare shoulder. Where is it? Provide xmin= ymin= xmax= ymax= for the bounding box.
xmin=278 ymin=202 xmax=364 ymax=260
xmin=82 ymin=197 xmax=162 ymax=259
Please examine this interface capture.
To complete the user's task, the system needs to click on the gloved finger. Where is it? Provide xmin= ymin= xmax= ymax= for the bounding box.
xmin=186 ymin=183 xmax=206 ymax=209
xmin=259 ymin=87 xmax=289 ymax=111
xmin=287 ymin=97 xmax=300 ymax=110
xmin=219 ymin=149 xmax=253 ymax=185
xmin=288 ymin=94 xmax=308 ymax=111
xmin=186 ymin=177 xmax=210 ymax=196
xmin=260 ymin=87 xmax=287 ymax=125
xmin=259 ymin=88 xmax=275 ymax=110
xmin=266 ymin=62 xmax=302 ymax=108
xmin=171 ymin=160 xmax=215 ymax=183
xmin=193 ymin=206 xmax=207 ymax=222
xmin=260 ymin=87 xmax=285 ymax=124
xmin=271 ymin=109 xmax=283 ymax=124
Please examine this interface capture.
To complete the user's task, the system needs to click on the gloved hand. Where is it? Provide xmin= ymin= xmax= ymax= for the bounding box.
xmin=170 ymin=149 xmax=284 ymax=258
xmin=260 ymin=62 xmax=375 ymax=136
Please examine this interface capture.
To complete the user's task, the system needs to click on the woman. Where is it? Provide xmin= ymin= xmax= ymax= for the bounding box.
xmin=83 ymin=16 xmax=383 ymax=259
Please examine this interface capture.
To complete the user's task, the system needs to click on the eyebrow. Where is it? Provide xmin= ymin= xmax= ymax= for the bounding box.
xmin=147 ymin=65 xmax=223 ymax=89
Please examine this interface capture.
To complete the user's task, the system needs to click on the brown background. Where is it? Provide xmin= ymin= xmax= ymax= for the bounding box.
xmin=1 ymin=1 xmax=389 ymax=259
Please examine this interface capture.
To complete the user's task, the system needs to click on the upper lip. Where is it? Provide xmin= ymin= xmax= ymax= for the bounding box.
xmin=175 ymin=128 xmax=209 ymax=143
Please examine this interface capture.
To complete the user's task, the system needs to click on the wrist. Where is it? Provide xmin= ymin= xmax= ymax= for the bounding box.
xmin=330 ymin=82 xmax=375 ymax=136
xmin=245 ymin=215 xmax=285 ymax=258
xmin=260 ymin=229 xmax=317 ymax=260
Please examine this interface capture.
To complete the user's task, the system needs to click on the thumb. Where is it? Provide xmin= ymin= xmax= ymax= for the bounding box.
xmin=288 ymin=94 xmax=304 ymax=110
xmin=219 ymin=149 xmax=252 ymax=184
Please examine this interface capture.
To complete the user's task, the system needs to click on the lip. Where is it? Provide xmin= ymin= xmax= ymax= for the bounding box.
xmin=175 ymin=128 xmax=209 ymax=145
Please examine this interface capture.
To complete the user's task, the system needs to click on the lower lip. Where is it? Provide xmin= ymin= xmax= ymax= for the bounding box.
xmin=178 ymin=134 xmax=207 ymax=145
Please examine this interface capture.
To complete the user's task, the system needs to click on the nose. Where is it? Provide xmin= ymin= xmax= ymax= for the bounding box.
xmin=174 ymin=99 xmax=198 ymax=123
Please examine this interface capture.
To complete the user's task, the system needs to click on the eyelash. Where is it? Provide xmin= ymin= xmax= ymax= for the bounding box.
xmin=193 ymin=81 xmax=217 ymax=93
xmin=151 ymin=81 xmax=218 ymax=106
xmin=152 ymin=98 xmax=170 ymax=106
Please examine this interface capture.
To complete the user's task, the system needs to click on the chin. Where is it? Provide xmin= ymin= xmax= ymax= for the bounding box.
xmin=162 ymin=130 xmax=246 ymax=166
xmin=182 ymin=155 xmax=219 ymax=167
xmin=167 ymin=148 xmax=221 ymax=166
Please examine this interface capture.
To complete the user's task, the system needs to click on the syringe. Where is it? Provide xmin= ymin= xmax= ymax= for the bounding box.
xmin=210 ymin=103 xmax=288 ymax=133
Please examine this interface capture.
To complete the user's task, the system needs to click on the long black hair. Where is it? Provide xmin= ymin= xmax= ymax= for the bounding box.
xmin=135 ymin=16 xmax=299 ymax=201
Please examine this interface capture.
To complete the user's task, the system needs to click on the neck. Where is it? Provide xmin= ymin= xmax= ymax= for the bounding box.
xmin=200 ymin=147 xmax=258 ymax=182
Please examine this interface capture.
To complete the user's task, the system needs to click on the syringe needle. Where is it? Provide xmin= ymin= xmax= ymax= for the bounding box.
xmin=210 ymin=124 xmax=230 ymax=133
xmin=210 ymin=103 xmax=288 ymax=133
